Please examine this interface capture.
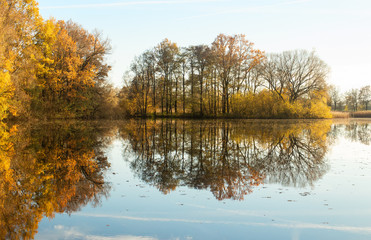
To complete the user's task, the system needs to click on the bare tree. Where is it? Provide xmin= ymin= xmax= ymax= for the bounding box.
xmin=244 ymin=63 xmax=265 ymax=94
xmin=262 ymin=50 xmax=329 ymax=102
xmin=176 ymin=48 xmax=188 ymax=114
xmin=345 ymin=89 xmax=360 ymax=111
xmin=188 ymin=45 xmax=211 ymax=116
xmin=359 ymin=85 xmax=371 ymax=110
xmin=155 ymin=39 xmax=179 ymax=114
xmin=328 ymin=85 xmax=341 ymax=111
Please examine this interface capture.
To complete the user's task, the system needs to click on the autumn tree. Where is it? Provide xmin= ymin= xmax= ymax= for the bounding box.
xmin=1 ymin=1 xmax=114 ymax=121
xmin=0 ymin=0 xmax=41 ymax=119
xmin=211 ymin=34 xmax=237 ymax=114
xmin=32 ymin=20 xmax=112 ymax=119
xmin=212 ymin=34 xmax=264 ymax=114
xmin=0 ymin=6 xmax=13 ymax=120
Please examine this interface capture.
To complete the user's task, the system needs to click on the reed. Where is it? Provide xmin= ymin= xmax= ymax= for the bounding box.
xmin=351 ymin=111 xmax=371 ymax=118
xmin=331 ymin=111 xmax=350 ymax=118
xmin=331 ymin=111 xmax=371 ymax=118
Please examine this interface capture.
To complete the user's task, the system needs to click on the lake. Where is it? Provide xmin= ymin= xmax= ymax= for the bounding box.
xmin=1 ymin=119 xmax=371 ymax=240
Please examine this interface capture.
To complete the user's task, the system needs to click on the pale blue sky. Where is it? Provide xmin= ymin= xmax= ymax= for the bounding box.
xmin=37 ymin=0 xmax=371 ymax=92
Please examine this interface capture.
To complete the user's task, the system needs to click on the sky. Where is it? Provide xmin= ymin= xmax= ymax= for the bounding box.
xmin=36 ymin=0 xmax=371 ymax=92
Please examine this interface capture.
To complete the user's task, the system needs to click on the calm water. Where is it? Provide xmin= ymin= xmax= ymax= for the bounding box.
xmin=1 ymin=119 xmax=371 ymax=240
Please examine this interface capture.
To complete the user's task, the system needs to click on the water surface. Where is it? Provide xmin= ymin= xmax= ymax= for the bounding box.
xmin=1 ymin=119 xmax=370 ymax=239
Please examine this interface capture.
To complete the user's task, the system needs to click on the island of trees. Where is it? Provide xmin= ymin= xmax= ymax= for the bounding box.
xmin=1 ymin=0 xmax=370 ymax=122
xmin=120 ymin=37 xmax=331 ymax=118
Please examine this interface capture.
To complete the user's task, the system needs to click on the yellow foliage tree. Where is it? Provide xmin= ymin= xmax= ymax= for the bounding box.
xmin=0 ymin=0 xmax=42 ymax=119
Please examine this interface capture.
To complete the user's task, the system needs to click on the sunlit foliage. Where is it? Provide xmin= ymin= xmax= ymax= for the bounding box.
xmin=0 ymin=0 xmax=41 ymax=119
xmin=0 ymin=0 xmax=114 ymax=121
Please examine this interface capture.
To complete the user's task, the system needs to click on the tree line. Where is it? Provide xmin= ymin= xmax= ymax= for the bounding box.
xmin=120 ymin=35 xmax=331 ymax=118
xmin=4 ymin=0 xmax=365 ymax=121
xmin=0 ymin=0 xmax=118 ymax=121
xmin=328 ymin=85 xmax=371 ymax=111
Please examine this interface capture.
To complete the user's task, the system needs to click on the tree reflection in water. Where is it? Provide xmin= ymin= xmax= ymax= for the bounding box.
xmin=0 ymin=122 xmax=113 ymax=240
xmin=1 ymin=119 xmax=368 ymax=239
xmin=329 ymin=120 xmax=371 ymax=145
xmin=119 ymin=120 xmax=332 ymax=201
xmin=345 ymin=122 xmax=371 ymax=145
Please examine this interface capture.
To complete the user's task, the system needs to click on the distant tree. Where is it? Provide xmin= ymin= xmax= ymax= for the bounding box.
xmin=328 ymin=85 xmax=342 ymax=111
xmin=359 ymin=85 xmax=371 ymax=110
xmin=345 ymin=89 xmax=360 ymax=111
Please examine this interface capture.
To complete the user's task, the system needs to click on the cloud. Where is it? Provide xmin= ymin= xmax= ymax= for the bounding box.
xmin=37 ymin=225 xmax=158 ymax=240
xmin=86 ymin=235 xmax=158 ymax=240
xmin=75 ymin=213 xmax=371 ymax=235
xmin=40 ymin=0 xmax=223 ymax=10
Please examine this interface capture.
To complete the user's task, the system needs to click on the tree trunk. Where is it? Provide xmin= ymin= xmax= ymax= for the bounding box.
xmin=200 ymin=75 xmax=203 ymax=116
xmin=182 ymin=71 xmax=185 ymax=114
xmin=153 ymin=73 xmax=156 ymax=116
